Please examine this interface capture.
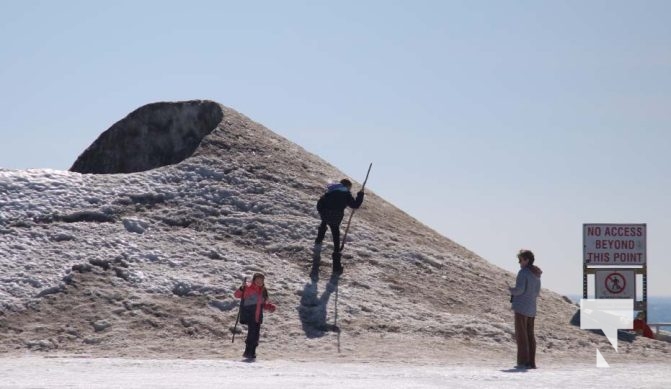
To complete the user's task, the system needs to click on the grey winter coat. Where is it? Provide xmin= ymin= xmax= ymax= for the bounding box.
xmin=510 ymin=265 xmax=542 ymax=317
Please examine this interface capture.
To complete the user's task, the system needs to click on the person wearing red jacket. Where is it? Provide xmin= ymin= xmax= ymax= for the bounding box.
xmin=633 ymin=311 xmax=655 ymax=339
xmin=234 ymin=273 xmax=276 ymax=359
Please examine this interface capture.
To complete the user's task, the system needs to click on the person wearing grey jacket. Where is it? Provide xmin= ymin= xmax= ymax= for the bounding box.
xmin=509 ymin=249 xmax=542 ymax=369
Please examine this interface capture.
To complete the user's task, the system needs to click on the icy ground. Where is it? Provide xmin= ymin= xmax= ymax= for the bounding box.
xmin=1 ymin=357 xmax=669 ymax=389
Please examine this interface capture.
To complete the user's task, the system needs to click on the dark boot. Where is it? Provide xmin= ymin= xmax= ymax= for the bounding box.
xmin=249 ymin=344 xmax=257 ymax=359
xmin=243 ymin=344 xmax=252 ymax=358
xmin=332 ymin=251 xmax=343 ymax=274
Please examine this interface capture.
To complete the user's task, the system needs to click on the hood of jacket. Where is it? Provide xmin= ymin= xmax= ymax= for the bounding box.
xmin=528 ymin=264 xmax=543 ymax=278
xmin=326 ymin=182 xmax=349 ymax=193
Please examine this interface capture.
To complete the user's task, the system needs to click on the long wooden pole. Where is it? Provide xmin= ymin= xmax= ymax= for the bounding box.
xmin=339 ymin=163 xmax=372 ymax=252
xmin=231 ymin=277 xmax=247 ymax=343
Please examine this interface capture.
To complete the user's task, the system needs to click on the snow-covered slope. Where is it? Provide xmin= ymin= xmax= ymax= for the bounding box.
xmin=0 ymin=101 xmax=667 ymax=363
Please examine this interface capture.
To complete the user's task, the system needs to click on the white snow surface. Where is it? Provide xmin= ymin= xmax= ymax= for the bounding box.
xmin=1 ymin=357 xmax=669 ymax=389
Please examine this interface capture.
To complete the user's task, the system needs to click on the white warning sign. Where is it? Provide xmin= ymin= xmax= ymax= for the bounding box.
xmin=595 ymin=270 xmax=635 ymax=299
xmin=583 ymin=223 xmax=646 ymax=266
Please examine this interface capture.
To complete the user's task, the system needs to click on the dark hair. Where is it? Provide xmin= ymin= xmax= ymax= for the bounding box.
xmin=517 ymin=249 xmax=535 ymax=265
xmin=340 ymin=179 xmax=352 ymax=189
xmin=252 ymin=273 xmax=269 ymax=300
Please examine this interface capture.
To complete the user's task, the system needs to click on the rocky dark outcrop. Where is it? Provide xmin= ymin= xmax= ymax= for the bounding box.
xmin=70 ymin=100 xmax=223 ymax=174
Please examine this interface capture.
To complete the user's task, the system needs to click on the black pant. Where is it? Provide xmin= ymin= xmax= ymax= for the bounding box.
xmin=245 ymin=320 xmax=262 ymax=356
xmin=315 ymin=220 xmax=342 ymax=252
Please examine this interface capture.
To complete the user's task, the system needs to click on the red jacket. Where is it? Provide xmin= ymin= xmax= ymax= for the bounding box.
xmin=234 ymin=282 xmax=276 ymax=323
xmin=633 ymin=319 xmax=654 ymax=339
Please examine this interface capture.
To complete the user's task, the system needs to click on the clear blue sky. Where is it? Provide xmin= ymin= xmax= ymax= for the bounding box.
xmin=2 ymin=1 xmax=670 ymax=296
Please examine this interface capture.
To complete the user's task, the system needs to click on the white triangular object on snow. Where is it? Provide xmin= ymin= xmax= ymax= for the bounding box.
xmin=596 ymin=349 xmax=609 ymax=368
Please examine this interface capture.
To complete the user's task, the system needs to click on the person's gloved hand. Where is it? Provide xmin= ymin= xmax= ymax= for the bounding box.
xmin=357 ymin=190 xmax=364 ymax=196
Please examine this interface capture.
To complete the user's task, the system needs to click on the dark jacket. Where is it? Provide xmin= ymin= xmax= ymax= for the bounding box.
xmin=317 ymin=183 xmax=364 ymax=223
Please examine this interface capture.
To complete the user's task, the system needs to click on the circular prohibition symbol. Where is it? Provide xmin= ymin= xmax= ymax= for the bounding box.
xmin=605 ymin=272 xmax=626 ymax=294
